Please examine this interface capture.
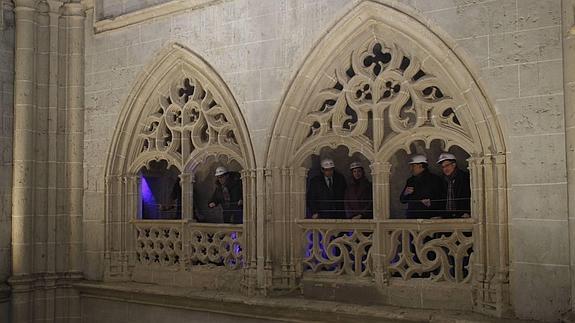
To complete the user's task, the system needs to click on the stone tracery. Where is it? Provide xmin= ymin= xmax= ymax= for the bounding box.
xmin=297 ymin=39 xmax=471 ymax=154
xmin=266 ymin=2 xmax=509 ymax=316
xmin=105 ymin=43 xmax=257 ymax=291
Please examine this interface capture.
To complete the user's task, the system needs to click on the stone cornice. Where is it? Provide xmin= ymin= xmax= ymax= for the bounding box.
xmin=93 ymin=0 xmax=220 ymax=34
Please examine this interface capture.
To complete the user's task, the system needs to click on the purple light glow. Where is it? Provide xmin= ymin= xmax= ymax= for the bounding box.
xmin=141 ymin=176 xmax=158 ymax=219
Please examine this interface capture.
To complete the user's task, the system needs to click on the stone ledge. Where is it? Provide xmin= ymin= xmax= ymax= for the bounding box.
xmin=93 ymin=0 xmax=219 ymax=34
xmin=75 ymin=281 xmax=527 ymax=322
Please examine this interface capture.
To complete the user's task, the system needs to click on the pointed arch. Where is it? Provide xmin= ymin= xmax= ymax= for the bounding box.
xmin=106 ymin=43 xmax=255 ymax=177
xmin=265 ymin=0 xmax=510 ymax=317
xmin=103 ymin=43 xmax=257 ymax=289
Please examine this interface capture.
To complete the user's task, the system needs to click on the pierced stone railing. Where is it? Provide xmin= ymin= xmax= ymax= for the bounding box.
xmin=297 ymin=220 xmax=375 ymax=277
xmin=382 ymin=219 xmax=474 ymax=283
xmin=135 ymin=220 xmax=184 ymax=267
xmin=188 ymin=223 xmax=244 ymax=270
xmin=297 ymin=219 xmax=473 ymax=283
xmin=132 ymin=220 xmax=244 ymax=271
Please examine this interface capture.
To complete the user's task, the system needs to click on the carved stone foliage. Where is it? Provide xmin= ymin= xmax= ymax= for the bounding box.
xmin=297 ymin=39 xmax=471 ymax=152
xmin=303 ymin=228 xmax=373 ymax=277
xmin=137 ymin=75 xmax=241 ymax=165
xmin=135 ymin=223 xmax=183 ymax=267
xmin=384 ymin=227 xmax=473 ymax=283
xmin=188 ymin=228 xmax=244 ymax=270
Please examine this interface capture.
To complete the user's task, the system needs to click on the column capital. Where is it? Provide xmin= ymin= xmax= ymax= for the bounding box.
xmin=370 ymin=161 xmax=392 ymax=175
xmin=60 ymin=0 xmax=84 ymax=16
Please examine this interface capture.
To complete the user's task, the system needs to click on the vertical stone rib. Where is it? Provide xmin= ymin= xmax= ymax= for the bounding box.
xmin=61 ymin=1 xmax=85 ymax=275
xmin=11 ymin=1 xmax=36 ymax=322
xmin=35 ymin=0 xmax=50 ymax=276
xmin=12 ymin=0 xmax=36 ymax=278
xmin=562 ymin=0 xmax=575 ymax=313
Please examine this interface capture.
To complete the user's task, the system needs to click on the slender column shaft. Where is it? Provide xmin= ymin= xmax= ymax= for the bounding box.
xmin=562 ymin=0 xmax=575 ymax=312
xmin=60 ymin=1 xmax=85 ymax=274
xmin=12 ymin=0 xmax=37 ymax=278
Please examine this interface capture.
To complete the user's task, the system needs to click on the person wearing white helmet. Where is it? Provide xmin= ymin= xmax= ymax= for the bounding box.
xmin=344 ymin=162 xmax=373 ymax=219
xmin=437 ymin=152 xmax=471 ymax=218
xmin=307 ymin=158 xmax=347 ymax=219
xmin=208 ymin=166 xmax=243 ymax=224
xmin=399 ymin=154 xmax=445 ymax=219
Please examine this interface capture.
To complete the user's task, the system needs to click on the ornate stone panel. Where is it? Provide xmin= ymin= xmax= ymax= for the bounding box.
xmin=106 ymin=43 xmax=256 ymax=291
xmin=135 ymin=222 xmax=183 ymax=267
xmin=188 ymin=226 xmax=244 ymax=269
xmin=302 ymin=227 xmax=373 ymax=277
xmin=266 ymin=1 xmax=509 ymax=316
xmin=384 ymin=224 xmax=473 ymax=283
xmin=296 ymin=39 xmax=472 ymax=155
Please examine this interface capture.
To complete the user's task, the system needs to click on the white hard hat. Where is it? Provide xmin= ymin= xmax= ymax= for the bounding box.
xmin=437 ymin=152 xmax=456 ymax=164
xmin=349 ymin=161 xmax=363 ymax=170
xmin=321 ymin=158 xmax=335 ymax=169
xmin=408 ymin=154 xmax=428 ymax=165
xmin=214 ymin=166 xmax=228 ymax=176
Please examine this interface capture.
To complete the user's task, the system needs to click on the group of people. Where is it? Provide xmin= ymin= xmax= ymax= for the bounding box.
xmin=156 ymin=152 xmax=471 ymax=222
xmin=306 ymin=153 xmax=471 ymax=219
xmin=400 ymin=153 xmax=470 ymax=219
xmin=307 ymin=159 xmax=373 ymax=219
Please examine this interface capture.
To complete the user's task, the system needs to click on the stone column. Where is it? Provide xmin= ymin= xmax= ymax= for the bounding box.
xmin=0 ymin=0 xmax=15 ymax=319
xmin=60 ymin=0 xmax=85 ymax=276
xmin=371 ymin=162 xmax=391 ymax=288
xmin=180 ymin=173 xmax=194 ymax=220
xmin=10 ymin=0 xmax=37 ymax=321
xmin=562 ymin=0 xmax=575 ymax=313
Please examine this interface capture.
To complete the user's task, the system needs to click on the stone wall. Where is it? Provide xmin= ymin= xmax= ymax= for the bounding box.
xmin=0 ymin=1 xmax=14 ymax=320
xmin=84 ymin=0 xmax=569 ymax=320
xmin=82 ymin=297 xmax=276 ymax=323
xmin=97 ymin=0 xmax=176 ymax=20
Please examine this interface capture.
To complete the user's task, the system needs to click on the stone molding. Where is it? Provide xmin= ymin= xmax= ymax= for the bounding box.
xmin=76 ymin=280 xmax=512 ymax=322
xmin=92 ymin=0 xmax=219 ymax=34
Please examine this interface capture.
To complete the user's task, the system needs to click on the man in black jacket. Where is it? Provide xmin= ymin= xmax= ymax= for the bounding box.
xmin=437 ymin=153 xmax=471 ymax=218
xmin=308 ymin=158 xmax=347 ymax=219
xmin=208 ymin=166 xmax=243 ymax=224
xmin=399 ymin=155 xmax=445 ymax=219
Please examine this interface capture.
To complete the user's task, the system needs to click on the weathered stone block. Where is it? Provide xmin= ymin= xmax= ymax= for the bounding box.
xmin=519 ymin=60 xmax=563 ymax=96
xmin=510 ymin=218 xmax=569 ymax=265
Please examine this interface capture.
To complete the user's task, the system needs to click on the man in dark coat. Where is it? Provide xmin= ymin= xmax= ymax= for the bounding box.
xmin=208 ymin=166 xmax=243 ymax=224
xmin=307 ymin=158 xmax=347 ymax=219
xmin=344 ymin=161 xmax=373 ymax=219
xmin=399 ymin=155 xmax=445 ymax=219
xmin=437 ymin=153 xmax=471 ymax=218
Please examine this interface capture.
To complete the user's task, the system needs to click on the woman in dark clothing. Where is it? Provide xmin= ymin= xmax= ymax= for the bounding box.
xmin=344 ymin=162 xmax=373 ymax=219
xmin=208 ymin=166 xmax=243 ymax=224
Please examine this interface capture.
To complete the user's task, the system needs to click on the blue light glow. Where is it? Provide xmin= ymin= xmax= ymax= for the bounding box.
xmin=141 ymin=176 xmax=157 ymax=219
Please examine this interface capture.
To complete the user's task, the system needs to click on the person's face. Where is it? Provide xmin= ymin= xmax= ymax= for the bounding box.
xmin=440 ymin=160 xmax=456 ymax=176
xmin=409 ymin=163 xmax=425 ymax=176
xmin=351 ymin=167 xmax=364 ymax=180
xmin=322 ymin=167 xmax=334 ymax=177
xmin=216 ymin=174 xmax=228 ymax=185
